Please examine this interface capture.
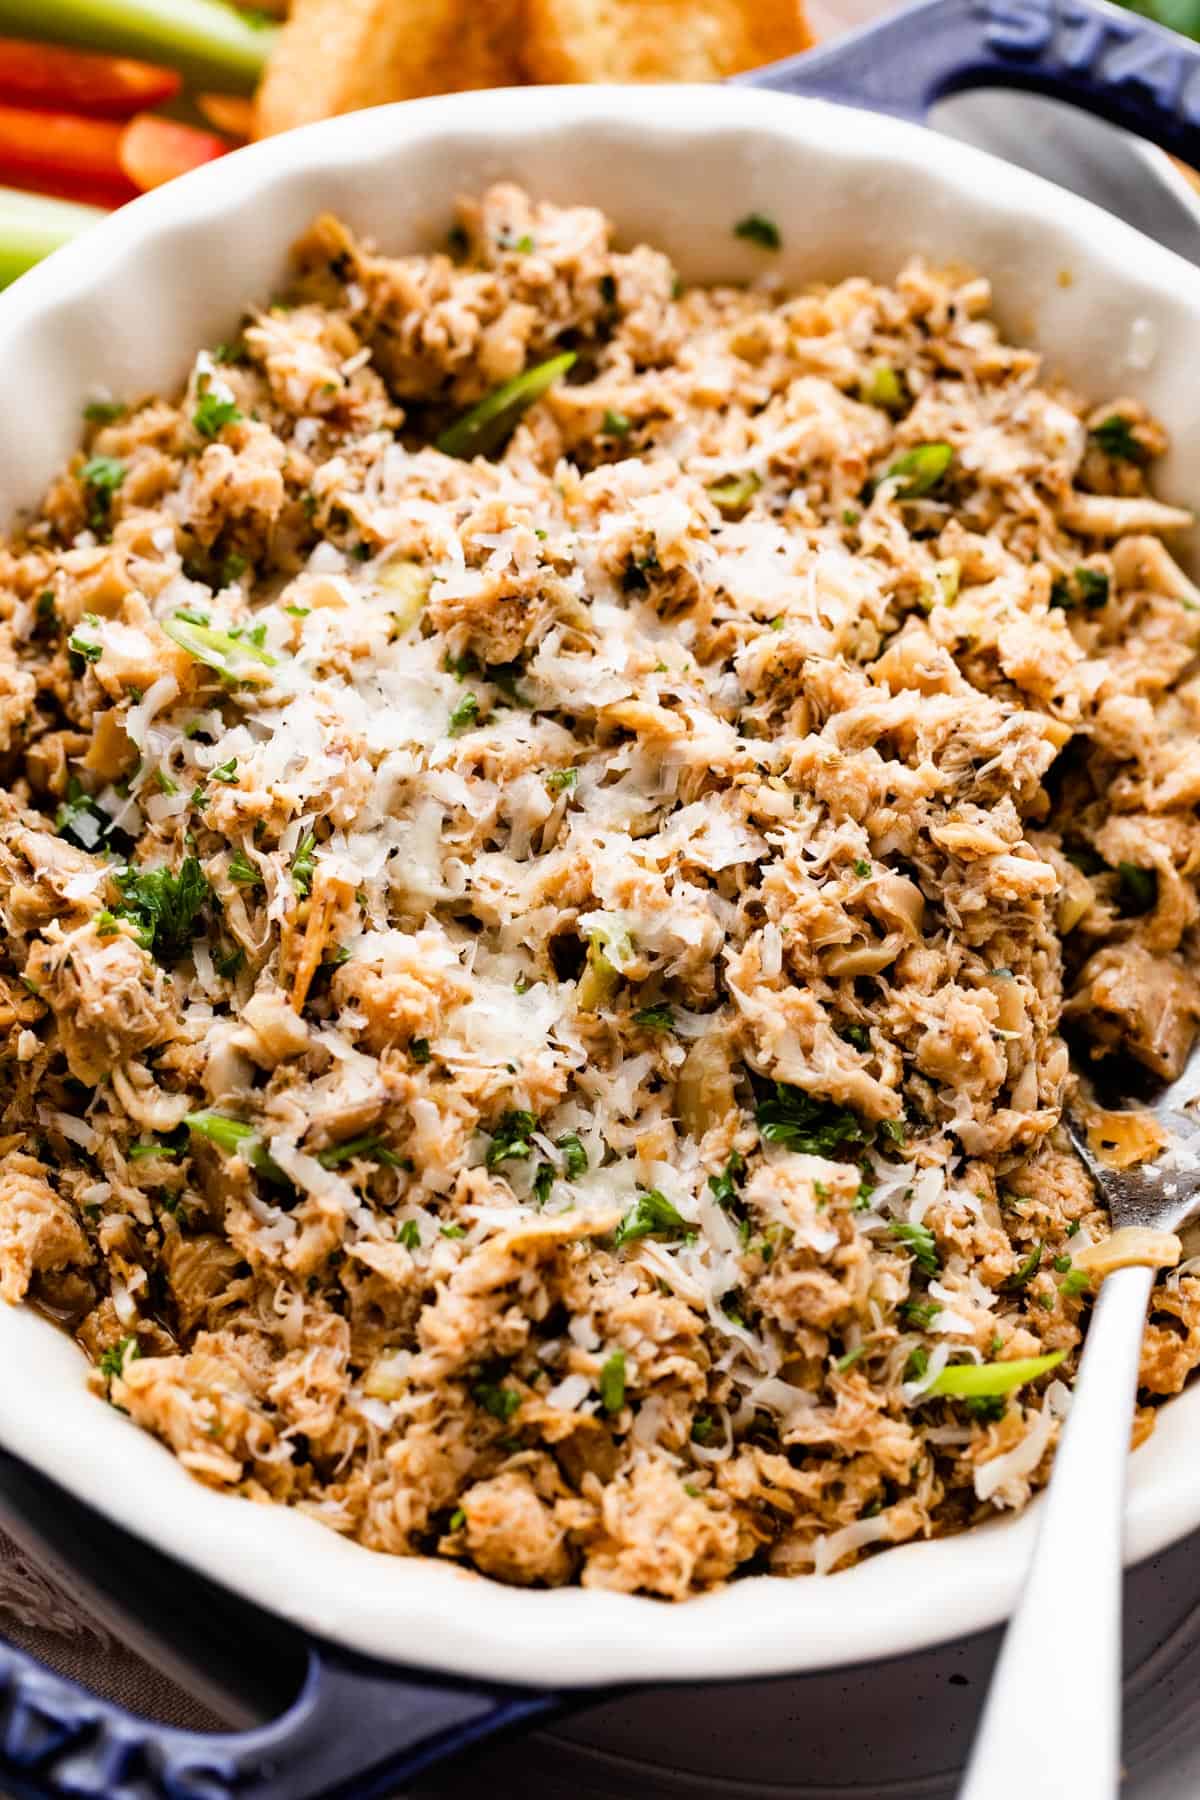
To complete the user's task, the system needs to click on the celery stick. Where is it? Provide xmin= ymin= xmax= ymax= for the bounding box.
xmin=0 ymin=0 xmax=276 ymax=93
xmin=0 ymin=186 xmax=103 ymax=289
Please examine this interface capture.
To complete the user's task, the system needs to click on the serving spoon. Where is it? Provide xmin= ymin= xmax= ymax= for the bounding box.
xmin=960 ymin=1049 xmax=1200 ymax=1800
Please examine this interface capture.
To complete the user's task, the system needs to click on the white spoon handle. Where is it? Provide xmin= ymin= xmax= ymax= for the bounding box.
xmin=959 ymin=1263 xmax=1154 ymax=1800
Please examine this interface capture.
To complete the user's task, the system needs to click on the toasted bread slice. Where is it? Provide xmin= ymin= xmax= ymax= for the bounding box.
xmin=254 ymin=0 xmax=523 ymax=138
xmin=522 ymin=0 xmax=812 ymax=82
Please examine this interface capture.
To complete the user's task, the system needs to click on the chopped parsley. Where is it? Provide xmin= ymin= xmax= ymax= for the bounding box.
xmin=532 ymin=1164 xmax=554 ymax=1207
xmin=545 ymin=767 xmax=578 ymax=793
xmin=598 ymin=1348 xmax=627 ymax=1414
xmin=1090 ymin=413 xmax=1147 ymax=464
xmin=112 ymin=857 xmax=209 ymax=964
xmin=193 ymin=392 xmax=243 ymax=438
xmin=613 ymin=1188 xmax=688 ymax=1250
xmin=56 ymin=779 xmax=115 ymax=853
xmin=1117 ymin=861 xmax=1157 ymax=915
xmin=1076 ymin=567 xmax=1110 ymax=606
xmin=448 ymin=693 xmax=479 ymax=736
xmin=852 ymin=859 xmax=872 ymax=878
xmin=485 ymin=1109 xmax=538 ymax=1169
xmin=227 ymin=849 xmax=261 ymax=886
xmin=67 ymin=620 xmax=103 ymax=664
xmin=708 ymin=1150 xmax=745 ymax=1209
xmin=80 ymin=455 xmax=126 ymax=535
xmin=558 ymin=1133 xmax=588 ymax=1179
xmin=632 ymin=1003 xmax=674 ymax=1034
xmin=734 ymin=212 xmax=781 ymax=250
xmin=755 ymin=1083 xmax=871 ymax=1157
xmin=98 ymin=1335 xmax=139 ymax=1382
xmin=473 ymin=1379 xmax=521 ymax=1422
xmin=966 ymin=1394 xmax=1008 ymax=1422
xmin=1051 ymin=565 xmax=1110 ymax=610
xmin=397 ymin=1220 xmax=421 ymax=1250
xmin=292 ymin=830 xmax=316 ymax=898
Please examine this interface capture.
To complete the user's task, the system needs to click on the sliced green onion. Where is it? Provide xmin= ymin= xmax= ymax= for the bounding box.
xmin=183 ymin=1109 xmax=286 ymax=1184
xmin=859 ymin=365 xmax=904 ymax=411
xmin=316 ymin=1133 xmax=401 ymax=1169
xmin=598 ymin=1348 xmax=626 ymax=1414
xmin=927 ymin=1350 xmax=1065 ymax=1399
xmin=707 ymin=471 xmax=761 ymax=516
xmin=1002 ymin=1239 xmax=1043 ymax=1291
xmin=883 ymin=443 xmax=954 ymax=498
xmin=437 ymin=352 xmax=576 ymax=459
xmin=163 ymin=613 xmax=277 ymax=678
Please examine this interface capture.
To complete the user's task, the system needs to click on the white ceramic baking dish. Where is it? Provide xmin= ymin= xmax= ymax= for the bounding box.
xmin=3 ymin=1 xmax=1200 ymax=1792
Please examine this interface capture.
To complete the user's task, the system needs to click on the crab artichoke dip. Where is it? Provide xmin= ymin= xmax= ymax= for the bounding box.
xmin=1 ymin=186 xmax=1198 ymax=1597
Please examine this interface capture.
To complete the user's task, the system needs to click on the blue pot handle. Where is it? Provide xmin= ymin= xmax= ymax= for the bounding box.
xmin=736 ymin=0 xmax=1200 ymax=159
xmin=0 ymin=1448 xmax=573 ymax=1800
xmin=0 ymin=1637 xmax=560 ymax=1800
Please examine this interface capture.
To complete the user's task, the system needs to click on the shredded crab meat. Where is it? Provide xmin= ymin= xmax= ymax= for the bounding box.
xmin=2 ymin=187 xmax=1200 ymax=1597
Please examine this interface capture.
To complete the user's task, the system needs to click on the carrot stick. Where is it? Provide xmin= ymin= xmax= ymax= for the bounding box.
xmin=0 ymin=104 xmax=137 ymax=207
xmin=0 ymin=36 xmax=180 ymax=116
xmin=118 ymin=113 xmax=230 ymax=192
